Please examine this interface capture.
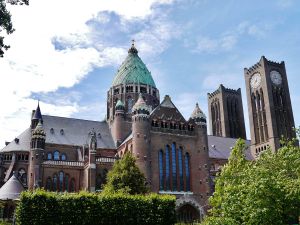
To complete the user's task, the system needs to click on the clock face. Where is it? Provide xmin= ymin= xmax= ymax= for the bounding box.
xmin=270 ymin=71 xmax=282 ymax=85
xmin=250 ymin=73 xmax=262 ymax=89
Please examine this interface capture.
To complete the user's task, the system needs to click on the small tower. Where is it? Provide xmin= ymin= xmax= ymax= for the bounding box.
xmin=132 ymin=94 xmax=151 ymax=185
xmin=207 ymin=84 xmax=246 ymax=139
xmin=31 ymin=102 xmax=43 ymax=130
xmin=189 ymin=103 xmax=211 ymax=209
xmin=112 ymin=100 xmax=126 ymax=146
xmin=28 ymin=120 xmax=46 ymax=190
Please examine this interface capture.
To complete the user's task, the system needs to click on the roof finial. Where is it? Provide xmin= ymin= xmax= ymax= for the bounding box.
xmin=128 ymin=39 xmax=138 ymax=54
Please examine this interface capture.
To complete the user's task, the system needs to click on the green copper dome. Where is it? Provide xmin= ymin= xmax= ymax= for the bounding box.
xmin=112 ymin=43 xmax=156 ymax=88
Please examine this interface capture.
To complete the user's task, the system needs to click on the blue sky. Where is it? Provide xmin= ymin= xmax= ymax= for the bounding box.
xmin=0 ymin=0 xmax=300 ymax=146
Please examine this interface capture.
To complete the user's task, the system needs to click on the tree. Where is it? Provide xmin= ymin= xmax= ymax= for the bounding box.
xmin=203 ymin=135 xmax=300 ymax=225
xmin=0 ymin=0 xmax=28 ymax=57
xmin=102 ymin=152 xmax=148 ymax=195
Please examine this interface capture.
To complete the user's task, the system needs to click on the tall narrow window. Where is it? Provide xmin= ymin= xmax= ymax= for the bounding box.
xmin=59 ymin=171 xmax=64 ymax=192
xmin=46 ymin=177 xmax=52 ymax=191
xmin=159 ymin=150 xmax=164 ymax=191
xmin=47 ymin=153 xmax=52 ymax=160
xmin=53 ymin=174 xmax=57 ymax=191
xmin=53 ymin=151 xmax=60 ymax=160
xmin=165 ymin=145 xmax=170 ymax=190
xmin=178 ymin=147 xmax=184 ymax=191
xmin=172 ymin=143 xmax=177 ymax=191
xmin=70 ymin=179 xmax=76 ymax=192
xmin=185 ymin=153 xmax=190 ymax=192
xmin=61 ymin=154 xmax=66 ymax=161
xmin=65 ymin=174 xmax=69 ymax=192
xmin=127 ymin=97 xmax=133 ymax=113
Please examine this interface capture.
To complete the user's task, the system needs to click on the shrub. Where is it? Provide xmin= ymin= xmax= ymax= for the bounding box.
xmin=16 ymin=189 xmax=176 ymax=225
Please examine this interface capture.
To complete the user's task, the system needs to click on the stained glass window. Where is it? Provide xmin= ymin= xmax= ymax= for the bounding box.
xmin=178 ymin=147 xmax=184 ymax=191
xmin=172 ymin=143 xmax=177 ymax=191
xmin=165 ymin=145 xmax=170 ymax=190
xmin=59 ymin=171 xmax=64 ymax=192
xmin=185 ymin=153 xmax=190 ymax=191
xmin=159 ymin=150 xmax=164 ymax=190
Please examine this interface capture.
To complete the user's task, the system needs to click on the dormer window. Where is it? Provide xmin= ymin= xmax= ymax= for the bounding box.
xmin=50 ymin=128 xmax=54 ymax=134
xmin=60 ymin=129 xmax=64 ymax=135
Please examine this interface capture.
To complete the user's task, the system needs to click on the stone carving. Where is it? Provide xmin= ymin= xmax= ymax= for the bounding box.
xmin=89 ymin=129 xmax=97 ymax=151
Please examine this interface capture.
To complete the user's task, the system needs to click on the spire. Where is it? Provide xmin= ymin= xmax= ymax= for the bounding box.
xmin=32 ymin=119 xmax=46 ymax=137
xmin=128 ymin=39 xmax=138 ymax=54
xmin=132 ymin=94 xmax=151 ymax=115
xmin=32 ymin=101 xmax=43 ymax=121
xmin=115 ymin=99 xmax=125 ymax=110
xmin=190 ymin=103 xmax=206 ymax=125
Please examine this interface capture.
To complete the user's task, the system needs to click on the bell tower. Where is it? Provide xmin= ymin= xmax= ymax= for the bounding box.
xmin=244 ymin=56 xmax=296 ymax=157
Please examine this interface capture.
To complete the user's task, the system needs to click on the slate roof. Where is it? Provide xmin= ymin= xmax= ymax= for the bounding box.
xmin=42 ymin=115 xmax=115 ymax=148
xmin=1 ymin=128 xmax=31 ymax=153
xmin=1 ymin=115 xmax=115 ymax=152
xmin=208 ymin=135 xmax=253 ymax=160
xmin=0 ymin=173 xmax=25 ymax=200
xmin=112 ymin=44 xmax=156 ymax=87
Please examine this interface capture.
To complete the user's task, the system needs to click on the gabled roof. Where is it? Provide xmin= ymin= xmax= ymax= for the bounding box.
xmin=112 ymin=44 xmax=156 ymax=87
xmin=0 ymin=173 xmax=25 ymax=200
xmin=150 ymin=95 xmax=186 ymax=122
xmin=208 ymin=135 xmax=253 ymax=160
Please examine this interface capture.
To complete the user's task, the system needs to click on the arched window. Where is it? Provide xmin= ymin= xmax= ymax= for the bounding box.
xmin=61 ymin=153 xmax=66 ymax=161
xmin=53 ymin=174 xmax=58 ymax=191
xmin=185 ymin=153 xmax=191 ymax=192
xmin=159 ymin=150 xmax=164 ymax=191
xmin=46 ymin=177 xmax=52 ymax=191
xmin=65 ymin=174 xmax=69 ymax=192
xmin=127 ymin=97 xmax=133 ymax=113
xmin=53 ymin=151 xmax=60 ymax=160
xmin=59 ymin=171 xmax=64 ymax=192
xmin=70 ymin=179 xmax=76 ymax=192
xmin=178 ymin=147 xmax=184 ymax=191
xmin=47 ymin=152 xmax=52 ymax=160
xmin=165 ymin=145 xmax=170 ymax=191
xmin=172 ymin=143 xmax=177 ymax=191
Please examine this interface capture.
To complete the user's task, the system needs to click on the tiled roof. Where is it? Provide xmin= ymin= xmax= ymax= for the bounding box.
xmin=1 ymin=115 xmax=116 ymax=152
xmin=112 ymin=45 xmax=156 ymax=87
xmin=208 ymin=135 xmax=253 ymax=160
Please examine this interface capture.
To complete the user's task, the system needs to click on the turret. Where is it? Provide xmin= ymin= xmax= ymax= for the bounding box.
xmin=189 ymin=103 xmax=211 ymax=209
xmin=112 ymin=100 xmax=126 ymax=146
xmin=29 ymin=120 xmax=46 ymax=190
xmin=31 ymin=101 xmax=43 ymax=130
xmin=132 ymin=94 xmax=151 ymax=185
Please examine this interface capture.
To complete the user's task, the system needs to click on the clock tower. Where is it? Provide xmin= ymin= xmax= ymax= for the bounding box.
xmin=245 ymin=56 xmax=296 ymax=157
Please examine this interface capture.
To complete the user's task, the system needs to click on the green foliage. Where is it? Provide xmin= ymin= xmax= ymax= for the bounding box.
xmin=0 ymin=0 xmax=29 ymax=57
xmin=204 ymin=137 xmax=300 ymax=225
xmin=102 ymin=152 xmax=148 ymax=195
xmin=16 ymin=189 xmax=176 ymax=225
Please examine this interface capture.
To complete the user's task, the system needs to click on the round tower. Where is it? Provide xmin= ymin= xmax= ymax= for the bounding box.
xmin=132 ymin=94 xmax=151 ymax=185
xmin=28 ymin=120 xmax=46 ymax=190
xmin=112 ymin=100 xmax=126 ymax=146
xmin=190 ymin=103 xmax=211 ymax=211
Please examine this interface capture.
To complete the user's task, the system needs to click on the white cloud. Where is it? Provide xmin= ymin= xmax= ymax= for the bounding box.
xmin=277 ymin=0 xmax=294 ymax=8
xmin=0 ymin=0 xmax=175 ymax=148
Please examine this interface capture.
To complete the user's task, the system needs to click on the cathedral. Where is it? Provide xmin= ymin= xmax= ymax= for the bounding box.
xmin=0 ymin=43 xmax=296 ymax=222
